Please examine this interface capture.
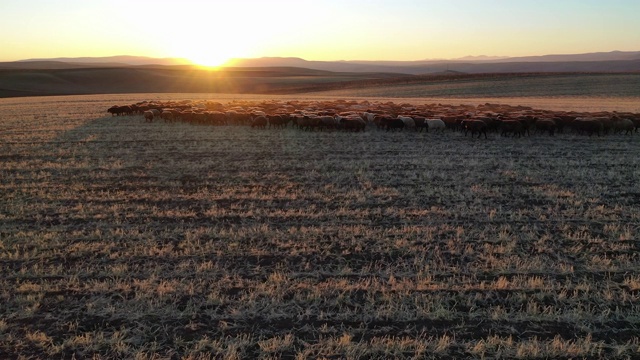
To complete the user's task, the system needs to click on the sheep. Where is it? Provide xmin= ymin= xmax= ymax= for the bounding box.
xmin=160 ymin=109 xmax=176 ymax=122
xmin=462 ymin=119 xmax=488 ymax=139
xmin=398 ymin=116 xmax=415 ymax=130
xmin=381 ymin=117 xmax=405 ymax=131
xmin=426 ymin=118 xmax=446 ymax=133
xmin=150 ymin=108 xmax=161 ymax=119
xmin=499 ymin=119 xmax=525 ymax=138
xmin=289 ymin=115 xmax=302 ymax=129
xmin=362 ymin=111 xmax=377 ymax=123
xmin=611 ymin=117 xmax=635 ymax=135
xmin=516 ymin=115 xmax=536 ymax=136
xmin=208 ymin=111 xmax=228 ymax=126
xmin=373 ymin=115 xmax=390 ymax=129
xmin=192 ymin=112 xmax=207 ymax=125
xmin=129 ymin=104 xmax=143 ymax=115
xmin=474 ymin=117 xmax=499 ymax=133
xmin=441 ymin=115 xmax=464 ymax=131
xmin=599 ymin=117 xmax=615 ymax=135
xmin=318 ymin=116 xmax=338 ymax=130
xmin=107 ymin=105 xmax=120 ymax=116
xmin=631 ymin=115 xmax=640 ymax=132
xmin=267 ymin=114 xmax=289 ymax=129
xmin=534 ymin=118 xmax=557 ymax=136
xmin=572 ymin=118 xmax=604 ymax=136
xmin=553 ymin=115 xmax=576 ymax=133
xmin=227 ymin=111 xmax=252 ymax=126
xmin=413 ymin=116 xmax=428 ymax=132
xmin=297 ymin=116 xmax=321 ymax=131
xmin=107 ymin=105 xmax=133 ymax=116
xmin=179 ymin=110 xmax=196 ymax=123
xmin=339 ymin=116 xmax=366 ymax=132
xmin=143 ymin=110 xmax=154 ymax=123
xmin=250 ymin=115 xmax=268 ymax=129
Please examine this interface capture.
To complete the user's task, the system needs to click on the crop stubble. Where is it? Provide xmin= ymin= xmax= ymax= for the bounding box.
xmin=1 ymin=94 xmax=639 ymax=358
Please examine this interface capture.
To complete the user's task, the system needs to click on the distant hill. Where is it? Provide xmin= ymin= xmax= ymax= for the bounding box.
xmin=485 ymin=51 xmax=640 ymax=63
xmin=226 ymin=52 xmax=640 ymax=74
xmin=2 ymin=51 xmax=640 ymax=98
xmin=4 ymin=51 xmax=640 ymax=74
xmin=0 ymin=61 xmax=95 ymax=70
xmin=14 ymin=55 xmax=192 ymax=67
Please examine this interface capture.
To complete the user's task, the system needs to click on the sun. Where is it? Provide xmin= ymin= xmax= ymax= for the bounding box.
xmin=170 ymin=36 xmax=253 ymax=68
xmin=163 ymin=24 xmax=257 ymax=68
xmin=188 ymin=51 xmax=234 ymax=68
xmin=148 ymin=3 xmax=287 ymax=69
xmin=152 ymin=3 xmax=291 ymax=68
xmin=174 ymin=40 xmax=237 ymax=68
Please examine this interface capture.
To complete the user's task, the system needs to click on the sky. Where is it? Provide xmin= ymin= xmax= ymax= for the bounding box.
xmin=2 ymin=0 xmax=640 ymax=66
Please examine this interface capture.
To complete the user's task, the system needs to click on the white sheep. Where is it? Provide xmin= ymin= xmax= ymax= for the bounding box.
xmin=362 ymin=112 xmax=376 ymax=123
xmin=398 ymin=115 xmax=415 ymax=130
xmin=426 ymin=118 xmax=446 ymax=133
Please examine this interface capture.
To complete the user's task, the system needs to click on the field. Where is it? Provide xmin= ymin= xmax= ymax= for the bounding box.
xmin=315 ymin=73 xmax=640 ymax=99
xmin=1 ymin=94 xmax=640 ymax=359
xmin=1 ymin=66 xmax=639 ymax=101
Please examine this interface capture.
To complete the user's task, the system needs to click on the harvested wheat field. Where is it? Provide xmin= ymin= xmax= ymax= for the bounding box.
xmin=1 ymin=94 xmax=640 ymax=359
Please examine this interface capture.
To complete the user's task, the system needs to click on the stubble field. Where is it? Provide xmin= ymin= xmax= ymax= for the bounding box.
xmin=1 ymin=94 xmax=639 ymax=359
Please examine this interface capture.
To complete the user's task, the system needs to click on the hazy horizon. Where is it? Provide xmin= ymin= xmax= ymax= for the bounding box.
xmin=3 ymin=0 xmax=640 ymax=66
xmin=10 ymin=50 xmax=640 ymax=64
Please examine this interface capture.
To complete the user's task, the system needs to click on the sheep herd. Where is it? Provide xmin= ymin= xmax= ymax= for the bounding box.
xmin=107 ymin=99 xmax=640 ymax=137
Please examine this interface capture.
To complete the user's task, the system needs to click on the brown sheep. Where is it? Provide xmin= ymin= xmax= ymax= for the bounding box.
xmin=339 ymin=117 xmax=366 ymax=132
xmin=250 ymin=115 xmax=268 ymax=129
xmin=553 ymin=115 xmax=575 ymax=133
xmin=381 ymin=117 xmax=405 ymax=131
xmin=267 ymin=114 xmax=289 ymax=129
xmin=297 ymin=116 xmax=321 ymax=131
xmin=227 ymin=111 xmax=252 ymax=126
xmin=413 ymin=116 xmax=428 ymax=132
xmin=462 ymin=119 xmax=488 ymax=138
xmin=633 ymin=116 xmax=640 ymax=133
xmin=477 ymin=117 xmax=499 ymax=133
xmin=611 ymin=117 xmax=635 ymax=135
xmin=535 ymin=119 xmax=557 ymax=136
xmin=499 ymin=120 xmax=525 ymax=138
xmin=317 ymin=116 xmax=338 ymax=130
xmin=192 ymin=112 xmax=207 ymax=125
xmin=208 ymin=111 xmax=228 ymax=126
xmin=572 ymin=118 xmax=604 ymax=136
xmin=516 ymin=115 xmax=536 ymax=136
xmin=598 ymin=117 xmax=614 ymax=135
xmin=107 ymin=105 xmax=133 ymax=116
xmin=441 ymin=115 xmax=464 ymax=132
xmin=107 ymin=105 xmax=120 ymax=116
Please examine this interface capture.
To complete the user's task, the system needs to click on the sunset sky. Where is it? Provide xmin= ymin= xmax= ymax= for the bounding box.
xmin=2 ymin=0 xmax=639 ymax=66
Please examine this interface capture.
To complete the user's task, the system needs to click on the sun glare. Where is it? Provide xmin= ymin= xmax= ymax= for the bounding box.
xmin=168 ymin=32 xmax=256 ymax=68
xmin=149 ymin=2 xmax=304 ymax=68
xmin=189 ymin=52 xmax=233 ymax=68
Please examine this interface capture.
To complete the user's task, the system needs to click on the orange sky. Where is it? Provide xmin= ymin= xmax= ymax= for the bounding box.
xmin=2 ymin=0 xmax=639 ymax=66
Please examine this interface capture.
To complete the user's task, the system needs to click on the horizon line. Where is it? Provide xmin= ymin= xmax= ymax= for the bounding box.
xmin=5 ymin=49 xmax=640 ymax=64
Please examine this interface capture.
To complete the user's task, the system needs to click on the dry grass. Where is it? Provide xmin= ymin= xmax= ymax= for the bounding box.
xmin=1 ymin=94 xmax=639 ymax=358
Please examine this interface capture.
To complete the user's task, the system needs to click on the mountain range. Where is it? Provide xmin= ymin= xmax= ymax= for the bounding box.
xmin=3 ymin=51 xmax=640 ymax=74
